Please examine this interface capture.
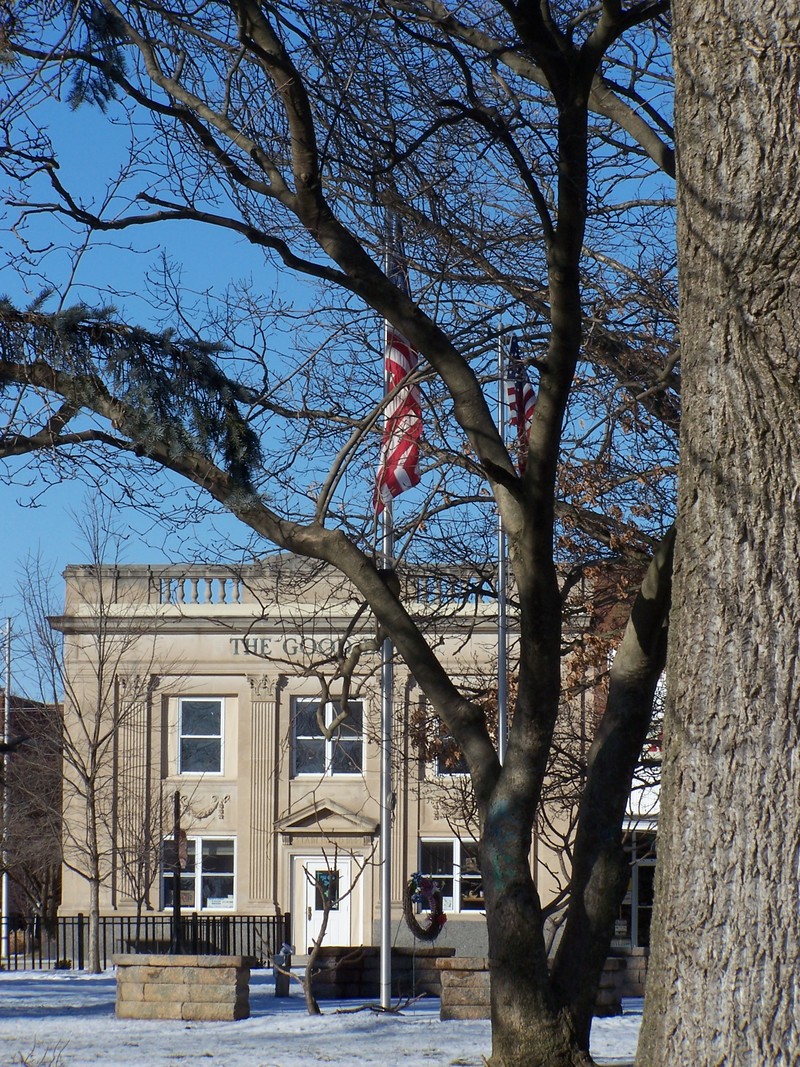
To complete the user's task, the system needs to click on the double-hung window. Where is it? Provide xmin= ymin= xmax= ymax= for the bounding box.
xmin=179 ymin=698 xmax=223 ymax=774
xmin=419 ymin=839 xmax=484 ymax=912
xmin=161 ymin=836 xmax=235 ymax=911
xmin=291 ymin=698 xmax=364 ymax=776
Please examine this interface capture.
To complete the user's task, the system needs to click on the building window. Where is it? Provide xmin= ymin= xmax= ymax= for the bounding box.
xmin=179 ymin=698 xmax=223 ymax=774
xmin=434 ymin=734 xmax=469 ymax=775
xmin=419 ymin=839 xmax=484 ymax=912
xmin=161 ymin=837 xmax=235 ymax=911
xmin=613 ymin=829 xmax=656 ymax=949
xmin=291 ymin=698 xmax=364 ymax=776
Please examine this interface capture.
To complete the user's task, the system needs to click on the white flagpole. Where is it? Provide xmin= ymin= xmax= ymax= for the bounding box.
xmin=379 ymin=221 xmax=394 ymax=1010
xmin=379 ymin=505 xmax=394 ymax=1009
xmin=497 ymin=340 xmax=508 ymax=765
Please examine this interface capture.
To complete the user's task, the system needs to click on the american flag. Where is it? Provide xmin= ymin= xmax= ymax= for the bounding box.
xmin=374 ymin=222 xmax=422 ymax=513
xmin=505 ymin=336 xmax=535 ymax=471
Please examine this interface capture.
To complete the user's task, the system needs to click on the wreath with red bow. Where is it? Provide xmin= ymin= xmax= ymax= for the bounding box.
xmin=403 ymin=872 xmax=448 ymax=942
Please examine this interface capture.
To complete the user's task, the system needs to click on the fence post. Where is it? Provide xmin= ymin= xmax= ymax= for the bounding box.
xmin=77 ymin=913 xmax=85 ymax=971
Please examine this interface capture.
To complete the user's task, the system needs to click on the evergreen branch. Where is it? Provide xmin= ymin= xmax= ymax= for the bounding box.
xmin=0 ymin=301 xmax=262 ymax=482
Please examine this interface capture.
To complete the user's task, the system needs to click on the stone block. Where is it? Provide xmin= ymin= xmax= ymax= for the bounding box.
xmin=176 ymin=985 xmax=243 ymax=1005
xmin=436 ymin=956 xmax=490 ymax=971
xmin=444 ymin=989 xmax=491 ymax=1007
xmin=181 ymin=1001 xmax=249 ymax=1021
xmin=184 ymin=967 xmax=245 ymax=986
xmin=441 ymin=1004 xmax=490 ymax=1020
xmin=116 ymin=981 xmax=145 ymax=1002
xmin=142 ymin=982 xmax=193 ymax=1003
xmin=441 ymin=972 xmax=490 ymax=989
xmin=116 ymin=1001 xmax=183 ymax=1020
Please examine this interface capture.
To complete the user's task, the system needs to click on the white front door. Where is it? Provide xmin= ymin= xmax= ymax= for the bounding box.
xmin=296 ymin=856 xmax=352 ymax=951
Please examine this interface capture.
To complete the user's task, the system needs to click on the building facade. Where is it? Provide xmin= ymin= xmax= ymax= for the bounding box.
xmin=54 ymin=559 xmax=533 ymax=956
xmin=52 ymin=557 xmax=655 ymax=962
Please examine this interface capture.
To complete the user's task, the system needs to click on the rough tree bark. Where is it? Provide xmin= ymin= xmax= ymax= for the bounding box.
xmin=639 ymin=3 xmax=800 ymax=1062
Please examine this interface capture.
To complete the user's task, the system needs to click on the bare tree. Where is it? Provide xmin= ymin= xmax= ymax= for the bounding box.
xmin=17 ymin=505 xmax=166 ymax=972
xmin=0 ymin=5 xmax=678 ymax=1062
xmin=295 ymin=843 xmax=378 ymax=1016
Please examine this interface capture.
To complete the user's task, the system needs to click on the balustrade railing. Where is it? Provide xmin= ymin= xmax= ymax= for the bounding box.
xmin=65 ymin=561 xmax=500 ymax=611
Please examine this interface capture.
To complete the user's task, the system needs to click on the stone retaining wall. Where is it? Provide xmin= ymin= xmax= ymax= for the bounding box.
xmin=113 ymin=954 xmax=250 ymax=1021
xmin=311 ymin=946 xmax=455 ymax=999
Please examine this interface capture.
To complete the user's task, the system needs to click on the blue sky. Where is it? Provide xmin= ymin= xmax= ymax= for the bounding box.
xmin=0 ymin=103 xmax=308 ymax=690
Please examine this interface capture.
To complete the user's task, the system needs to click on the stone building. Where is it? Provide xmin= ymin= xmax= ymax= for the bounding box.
xmin=52 ymin=556 xmax=655 ymax=963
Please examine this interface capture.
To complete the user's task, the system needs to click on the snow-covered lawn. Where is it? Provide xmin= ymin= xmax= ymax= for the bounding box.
xmin=0 ymin=969 xmax=640 ymax=1066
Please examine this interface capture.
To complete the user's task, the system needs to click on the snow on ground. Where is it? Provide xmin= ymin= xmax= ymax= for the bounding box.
xmin=0 ymin=970 xmax=640 ymax=1067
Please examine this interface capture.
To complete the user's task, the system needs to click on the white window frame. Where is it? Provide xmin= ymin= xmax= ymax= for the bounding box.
xmin=291 ymin=697 xmax=365 ymax=778
xmin=178 ymin=697 xmax=224 ymax=776
xmin=161 ymin=835 xmax=236 ymax=912
xmin=418 ymin=838 xmax=484 ymax=914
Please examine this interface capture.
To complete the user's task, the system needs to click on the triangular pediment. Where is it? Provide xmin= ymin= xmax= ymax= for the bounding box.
xmin=275 ymin=798 xmax=378 ymax=836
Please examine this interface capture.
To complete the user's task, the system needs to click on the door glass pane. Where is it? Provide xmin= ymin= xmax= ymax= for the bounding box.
xmin=314 ymin=870 xmax=340 ymax=911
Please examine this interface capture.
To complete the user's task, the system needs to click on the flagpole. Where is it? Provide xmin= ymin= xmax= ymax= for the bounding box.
xmin=497 ymin=341 xmax=508 ymax=765
xmin=379 ymin=220 xmax=394 ymax=1011
xmin=379 ymin=504 xmax=393 ymax=1009
xmin=375 ymin=213 xmax=422 ymax=1007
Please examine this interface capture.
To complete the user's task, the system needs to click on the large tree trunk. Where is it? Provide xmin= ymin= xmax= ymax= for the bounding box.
xmin=480 ymin=774 xmax=588 ymax=1063
xmin=639 ymin=4 xmax=800 ymax=1062
xmin=482 ymin=839 xmax=591 ymax=1067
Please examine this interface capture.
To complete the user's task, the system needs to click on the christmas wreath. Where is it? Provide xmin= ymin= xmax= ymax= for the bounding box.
xmin=403 ymin=872 xmax=448 ymax=942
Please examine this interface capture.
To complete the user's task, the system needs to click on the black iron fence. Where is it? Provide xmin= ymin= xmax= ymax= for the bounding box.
xmin=3 ymin=913 xmax=291 ymax=971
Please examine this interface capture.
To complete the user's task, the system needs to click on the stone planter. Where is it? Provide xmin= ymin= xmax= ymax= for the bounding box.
xmin=436 ymin=955 xmax=632 ymax=1020
xmin=436 ymin=956 xmax=491 ymax=1020
xmin=114 ymin=954 xmax=250 ymax=1021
